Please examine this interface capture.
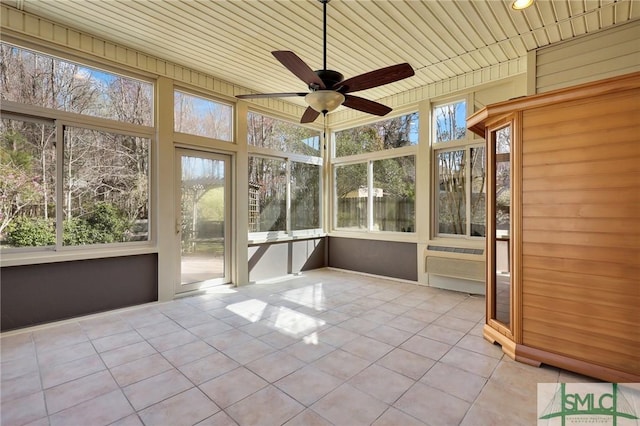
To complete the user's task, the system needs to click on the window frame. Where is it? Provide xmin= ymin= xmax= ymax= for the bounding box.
xmin=173 ymin=87 xmax=234 ymax=143
xmin=0 ymin=42 xmax=155 ymax=126
xmin=333 ymin=111 xmax=419 ymax=158
xmin=330 ymin=110 xmax=419 ymax=237
xmin=431 ymin=96 xmax=486 ymax=240
xmin=246 ymin=110 xmax=323 ymax=243
xmin=1 ymin=104 xmax=155 ymax=264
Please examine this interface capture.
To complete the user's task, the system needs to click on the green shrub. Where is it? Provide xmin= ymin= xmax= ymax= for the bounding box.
xmin=64 ymin=203 xmax=130 ymax=245
xmin=5 ymin=202 xmax=130 ymax=247
xmin=5 ymin=217 xmax=55 ymax=247
xmin=62 ymin=218 xmax=92 ymax=246
xmin=85 ymin=202 xmax=129 ymax=242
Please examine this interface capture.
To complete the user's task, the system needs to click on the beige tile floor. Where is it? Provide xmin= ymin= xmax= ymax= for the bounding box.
xmin=0 ymin=269 xmax=596 ymax=426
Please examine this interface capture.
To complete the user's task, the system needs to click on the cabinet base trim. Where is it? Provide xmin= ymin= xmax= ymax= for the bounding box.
xmin=483 ymin=325 xmax=518 ymax=360
xmin=484 ymin=325 xmax=640 ymax=382
xmin=515 ymin=345 xmax=640 ymax=383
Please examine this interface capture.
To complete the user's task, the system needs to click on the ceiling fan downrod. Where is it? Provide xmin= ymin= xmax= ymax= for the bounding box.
xmin=320 ymin=0 xmax=329 ymax=71
xmin=315 ymin=0 xmax=343 ymax=90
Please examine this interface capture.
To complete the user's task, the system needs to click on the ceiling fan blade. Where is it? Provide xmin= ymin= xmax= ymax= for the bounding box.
xmin=236 ymin=92 xmax=306 ymax=99
xmin=300 ymin=106 xmax=321 ymax=123
xmin=272 ymin=51 xmax=326 ymax=89
xmin=338 ymin=63 xmax=414 ymax=93
xmin=343 ymin=95 xmax=392 ymax=116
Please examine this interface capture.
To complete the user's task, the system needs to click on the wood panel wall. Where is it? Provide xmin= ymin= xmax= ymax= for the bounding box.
xmin=520 ymin=88 xmax=640 ymax=375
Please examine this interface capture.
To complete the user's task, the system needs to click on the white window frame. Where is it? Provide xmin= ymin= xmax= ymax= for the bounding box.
xmin=330 ymin=110 xmax=419 ymax=239
xmin=173 ymin=87 xmax=234 ymax=143
xmin=1 ymin=102 xmax=155 ymax=265
xmin=0 ymin=43 xmax=156 ymax=267
xmin=431 ymin=97 xmax=485 ymax=240
xmin=246 ymin=110 xmax=323 ymax=243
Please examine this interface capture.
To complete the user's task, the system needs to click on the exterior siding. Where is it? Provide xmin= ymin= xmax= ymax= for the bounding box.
xmin=536 ymin=20 xmax=640 ymax=93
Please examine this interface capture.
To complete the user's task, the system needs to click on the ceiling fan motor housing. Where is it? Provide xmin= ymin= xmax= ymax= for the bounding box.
xmin=313 ymin=69 xmax=344 ymax=90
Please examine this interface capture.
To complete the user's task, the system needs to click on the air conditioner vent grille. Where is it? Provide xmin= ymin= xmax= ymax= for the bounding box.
xmin=427 ymin=245 xmax=484 ymax=255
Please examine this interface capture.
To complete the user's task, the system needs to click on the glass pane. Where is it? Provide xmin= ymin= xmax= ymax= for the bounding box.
xmin=335 ymin=163 xmax=368 ymax=229
xmin=437 ymin=150 xmax=466 ymax=235
xmin=180 ymin=155 xmax=226 ymax=284
xmin=291 ymin=162 xmax=320 ymax=230
xmin=470 ymin=147 xmax=487 ymax=237
xmin=0 ymin=43 xmax=153 ymax=125
xmin=372 ymin=156 xmax=415 ymax=232
xmin=496 ymin=127 xmax=511 ymax=236
xmin=335 ymin=112 xmax=418 ymax=157
xmin=434 ymin=101 xmax=466 ymax=143
xmin=247 ymin=112 xmax=321 ymax=156
xmin=1 ymin=118 xmax=56 ymax=249
xmin=174 ymin=91 xmax=232 ymax=141
xmin=494 ymin=125 xmax=511 ymax=327
xmin=248 ymin=157 xmax=286 ymax=232
xmin=63 ymin=127 xmax=150 ymax=245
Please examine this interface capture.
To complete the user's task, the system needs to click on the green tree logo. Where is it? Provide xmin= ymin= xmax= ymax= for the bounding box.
xmin=539 ymin=383 xmax=639 ymax=425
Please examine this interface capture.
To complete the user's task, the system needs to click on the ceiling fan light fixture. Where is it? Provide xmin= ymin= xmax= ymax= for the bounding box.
xmin=511 ymin=0 xmax=534 ymax=10
xmin=305 ymin=90 xmax=345 ymax=114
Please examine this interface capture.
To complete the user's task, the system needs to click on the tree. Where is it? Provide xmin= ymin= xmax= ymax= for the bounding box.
xmin=438 ymin=150 xmax=466 ymax=235
xmin=248 ymin=112 xmax=320 ymax=156
xmin=435 ymin=103 xmax=466 ymax=142
xmin=174 ymin=91 xmax=231 ymax=140
xmin=248 ymin=156 xmax=286 ymax=232
xmin=0 ymin=141 xmax=43 ymax=235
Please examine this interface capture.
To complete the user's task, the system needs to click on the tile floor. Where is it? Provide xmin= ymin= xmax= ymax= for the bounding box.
xmin=1 ymin=269 xmax=596 ymax=426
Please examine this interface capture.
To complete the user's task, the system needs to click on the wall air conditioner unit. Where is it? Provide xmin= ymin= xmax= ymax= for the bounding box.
xmin=425 ymin=245 xmax=485 ymax=281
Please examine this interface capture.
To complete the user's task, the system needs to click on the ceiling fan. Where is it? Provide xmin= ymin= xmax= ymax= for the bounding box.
xmin=236 ymin=0 xmax=415 ymax=123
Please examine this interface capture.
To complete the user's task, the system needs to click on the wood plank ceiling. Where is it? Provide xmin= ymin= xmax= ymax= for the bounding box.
xmin=3 ymin=0 xmax=638 ymax=106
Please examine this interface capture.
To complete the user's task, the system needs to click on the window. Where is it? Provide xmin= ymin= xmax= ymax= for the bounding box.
xmin=291 ymin=162 xmax=320 ymax=230
xmin=335 ymin=163 xmax=368 ymax=229
xmin=1 ymin=117 xmax=56 ymax=248
xmin=495 ymin=126 xmax=511 ymax=236
xmin=63 ymin=127 xmax=150 ymax=245
xmin=247 ymin=112 xmax=322 ymax=237
xmin=0 ymin=43 xmax=153 ymax=125
xmin=1 ymin=120 xmax=151 ymax=250
xmin=174 ymin=90 xmax=232 ymax=141
xmin=335 ymin=112 xmax=418 ymax=157
xmin=247 ymin=112 xmax=320 ymax=156
xmin=1 ymin=43 xmax=153 ymax=251
xmin=248 ymin=156 xmax=286 ymax=232
xmin=374 ymin=156 xmax=416 ymax=232
xmin=335 ymin=157 xmax=416 ymax=232
xmin=333 ymin=113 xmax=418 ymax=233
xmin=434 ymin=100 xmax=466 ymax=143
xmin=433 ymin=99 xmax=485 ymax=238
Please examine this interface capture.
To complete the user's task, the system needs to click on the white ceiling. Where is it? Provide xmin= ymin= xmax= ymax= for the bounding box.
xmin=4 ymin=0 xmax=638 ymax=106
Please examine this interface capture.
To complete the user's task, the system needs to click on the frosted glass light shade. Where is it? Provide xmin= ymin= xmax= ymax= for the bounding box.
xmin=305 ymin=90 xmax=345 ymax=113
xmin=511 ymin=0 xmax=533 ymax=10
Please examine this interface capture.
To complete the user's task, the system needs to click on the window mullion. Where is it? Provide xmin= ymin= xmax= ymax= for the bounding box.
xmin=55 ymin=122 xmax=64 ymax=250
xmin=466 ymin=146 xmax=472 ymax=237
xmin=367 ymin=160 xmax=374 ymax=231
xmin=286 ymin=159 xmax=292 ymax=235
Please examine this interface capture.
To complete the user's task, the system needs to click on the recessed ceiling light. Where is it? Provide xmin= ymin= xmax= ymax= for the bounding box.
xmin=512 ymin=0 xmax=534 ymax=10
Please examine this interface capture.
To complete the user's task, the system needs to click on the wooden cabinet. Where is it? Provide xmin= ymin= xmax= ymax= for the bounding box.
xmin=467 ymin=72 xmax=640 ymax=383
